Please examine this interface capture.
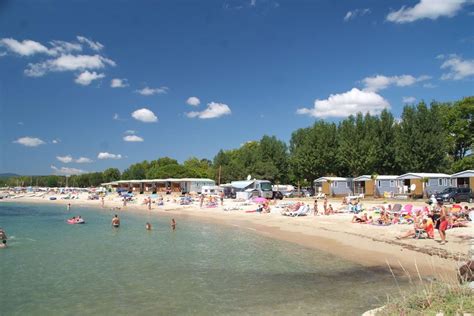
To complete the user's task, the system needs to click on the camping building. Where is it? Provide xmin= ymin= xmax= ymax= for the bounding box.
xmin=396 ymin=173 xmax=451 ymax=197
xmin=353 ymin=175 xmax=399 ymax=197
xmin=314 ymin=177 xmax=353 ymax=197
xmin=102 ymin=178 xmax=215 ymax=194
xmin=451 ymin=170 xmax=474 ymax=189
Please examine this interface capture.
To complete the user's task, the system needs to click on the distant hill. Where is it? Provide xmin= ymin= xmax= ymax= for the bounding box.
xmin=0 ymin=173 xmax=20 ymax=178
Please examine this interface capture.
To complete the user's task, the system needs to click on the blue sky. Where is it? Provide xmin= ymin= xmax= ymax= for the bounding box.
xmin=0 ymin=0 xmax=473 ymax=175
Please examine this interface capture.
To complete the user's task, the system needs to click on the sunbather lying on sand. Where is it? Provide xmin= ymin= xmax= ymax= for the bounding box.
xmin=352 ymin=213 xmax=368 ymax=223
xmin=396 ymin=218 xmax=434 ymax=239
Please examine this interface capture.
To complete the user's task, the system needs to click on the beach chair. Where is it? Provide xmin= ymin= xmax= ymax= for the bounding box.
xmin=389 ymin=203 xmax=402 ymax=214
xmin=400 ymin=204 xmax=413 ymax=215
xmin=292 ymin=205 xmax=310 ymax=217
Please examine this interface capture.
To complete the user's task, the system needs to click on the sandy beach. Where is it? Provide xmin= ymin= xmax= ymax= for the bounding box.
xmin=3 ymin=193 xmax=472 ymax=281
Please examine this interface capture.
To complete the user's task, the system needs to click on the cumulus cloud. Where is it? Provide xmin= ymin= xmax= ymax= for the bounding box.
xmin=51 ymin=165 xmax=85 ymax=175
xmin=296 ymin=88 xmax=390 ymax=118
xmin=186 ymin=102 xmax=232 ymax=119
xmin=123 ymin=135 xmax=144 ymax=142
xmin=362 ymin=74 xmax=431 ymax=92
xmin=76 ymin=157 xmax=93 ymax=163
xmin=386 ymin=0 xmax=469 ymax=23
xmin=136 ymin=86 xmax=169 ymax=96
xmin=97 ymin=152 xmax=122 ymax=160
xmin=402 ymin=96 xmax=417 ymax=104
xmin=57 ymin=155 xmax=73 ymax=163
xmin=25 ymin=54 xmax=115 ymax=77
xmin=186 ymin=96 xmax=201 ymax=106
xmin=13 ymin=136 xmax=46 ymax=147
xmin=0 ymin=38 xmax=50 ymax=56
xmin=49 ymin=40 xmax=82 ymax=55
xmin=76 ymin=36 xmax=104 ymax=51
xmin=56 ymin=155 xmax=93 ymax=163
xmin=110 ymin=78 xmax=128 ymax=88
xmin=344 ymin=8 xmax=371 ymax=21
xmin=131 ymin=108 xmax=158 ymax=123
xmin=74 ymin=71 xmax=105 ymax=85
xmin=440 ymin=55 xmax=474 ymax=80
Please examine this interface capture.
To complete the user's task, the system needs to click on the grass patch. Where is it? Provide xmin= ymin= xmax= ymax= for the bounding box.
xmin=378 ymin=281 xmax=473 ymax=315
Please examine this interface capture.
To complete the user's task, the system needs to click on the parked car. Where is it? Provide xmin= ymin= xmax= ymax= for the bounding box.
xmin=434 ymin=187 xmax=473 ymax=203
xmin=272 ymin=191 xmax=284 ymax=200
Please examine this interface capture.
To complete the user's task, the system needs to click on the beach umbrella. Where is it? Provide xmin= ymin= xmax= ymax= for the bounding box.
xmin=253 ymin=197 xmax=267 ymax=203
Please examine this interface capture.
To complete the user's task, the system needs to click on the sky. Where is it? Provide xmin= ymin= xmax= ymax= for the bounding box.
xmin=0 ymin=0 xmax=473 ymax=175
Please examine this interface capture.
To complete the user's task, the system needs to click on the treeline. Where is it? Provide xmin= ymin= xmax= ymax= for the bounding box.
xmin=1 ymin=97 xmax=473 ymax=188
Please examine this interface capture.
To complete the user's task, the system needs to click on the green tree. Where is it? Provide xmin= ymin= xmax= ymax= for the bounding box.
xmin=103 ymin=168 xmax=121 ymax=182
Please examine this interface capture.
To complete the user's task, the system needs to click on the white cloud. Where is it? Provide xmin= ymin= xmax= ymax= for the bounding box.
xmin=110 ymin=78 xmax=128 ymax=88
xmin=296 ymin=88 xmax=390 ymax=118
xmin=423 ymin=83 xmax=437 ymax=88
xmin=131 ymin=108 xmax=158 ymax=123
xmin=52 ymin=139 xmax=60 ymax=144
xmin=440 ymin=55 xmax=474 ymax=80
xmin=113 ymin=113 xmax=120 ymax=120
xmin=13 ymin=136 xmax=46 ymax=147
xmin=25 ymin=54 xmax=115 ymax=77
xmin=344 ymin=8 xmax=371 ymax=21
xmin=97 ymin=152 xmax=122 ymax=160
xmin=186 ymin=96 xmax=201 ymax=106
xmin=56 ymin=155 xmax=93 ymax=163
xmin=0 ymin=38 xmax=50 ymax=56
xmin=49 ymin=40 xmax=82 ymax=55
xmin=186 ymin=102 xmax=232 ymax=119
xmin=75 ymin=157 xmax=93 ymax=163
xmin=136 ymin=86 xmax=169 ymax=96
xmin=51 ymin=165 xmax=85 ymax=175
xmin=402 ymin=96 xmax=417 ymax=103
xmin=124 ymin=130 xmax=136 ymax=135
xmin=123 ymin=135 xmax=144 ymax=142
xmin=76 ymin=36 xmax=104 ymax=51
xmin=57 ymin=155 xmax=73 ymax=163
xmin=386 ymin=0 xmax=469 ymax=23
xmin=74 ymin=71 xmax=105 ymax=85
xmin=362 ymin=74 xmax=431 ymax=92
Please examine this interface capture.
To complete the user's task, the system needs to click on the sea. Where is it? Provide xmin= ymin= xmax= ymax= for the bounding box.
xmin=0 ymin=202 xmax=408 ymax=315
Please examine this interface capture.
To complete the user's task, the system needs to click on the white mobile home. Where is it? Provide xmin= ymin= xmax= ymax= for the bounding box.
xmin=396 ymin=173 xmax=451 ymax=197
xmin=314 ymin=177 xmax=353 ymax=197
xmin=353 ymin=175 xmax=399 ymax=197
xmin=451 ymin=170 xmax=474 ymax=189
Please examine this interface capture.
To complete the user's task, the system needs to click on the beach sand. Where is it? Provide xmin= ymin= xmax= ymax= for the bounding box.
xmin=2 ymin=193 xmax=472 ymax=281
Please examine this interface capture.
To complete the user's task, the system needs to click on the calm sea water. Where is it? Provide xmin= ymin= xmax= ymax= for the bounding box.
xmin=0 ymin=202 xmax=406 ymax=315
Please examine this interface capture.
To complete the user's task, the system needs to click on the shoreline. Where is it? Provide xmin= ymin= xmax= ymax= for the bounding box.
xmin=2 ymin=196 xmax=472 ymax=280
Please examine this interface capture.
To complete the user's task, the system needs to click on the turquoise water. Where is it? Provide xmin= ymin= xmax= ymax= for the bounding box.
xmin=0 ymin=202 xmax=405 ymax=315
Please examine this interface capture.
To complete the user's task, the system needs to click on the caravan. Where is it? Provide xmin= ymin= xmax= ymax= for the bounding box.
xmin=231 ymin=179 xmax=273 ymax=200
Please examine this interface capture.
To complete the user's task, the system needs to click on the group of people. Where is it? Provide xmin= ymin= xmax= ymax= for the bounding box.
xmin=349 ymin=200 xmax=472 ymax=245
xmin=112 ymin=214 xmax=176 ymax=231
xmin=313 ymin=198 xmax=335 ymax=215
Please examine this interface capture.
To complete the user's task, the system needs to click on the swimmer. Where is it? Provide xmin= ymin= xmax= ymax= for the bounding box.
xmin=0 ymin=228 xmax=7 ymax=248
xmin=171 ymin=218 xmax=176 ymax=231
xmin=112 ymin=214 xmax=120 ymax=227
xmin=145 ymin=222 xmax=152 ymax=230
xmin=67 ymin=203 xmax=71 ymax=211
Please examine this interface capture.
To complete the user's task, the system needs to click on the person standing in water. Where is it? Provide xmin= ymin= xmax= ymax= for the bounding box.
xmin=0 ymin=228 xmax=7 ymax=248
xmin=101 ymin=196 xmax=105 ymax=208
xmin=112 ymin=214 xmax=120 ymax=227
xmin=145 ymin=222 xmax=152 ymax=230
xmin=171 ymin=219 xmax=176 ymax=231
xmin=67 ymin=203 xmax=71 ymax=211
